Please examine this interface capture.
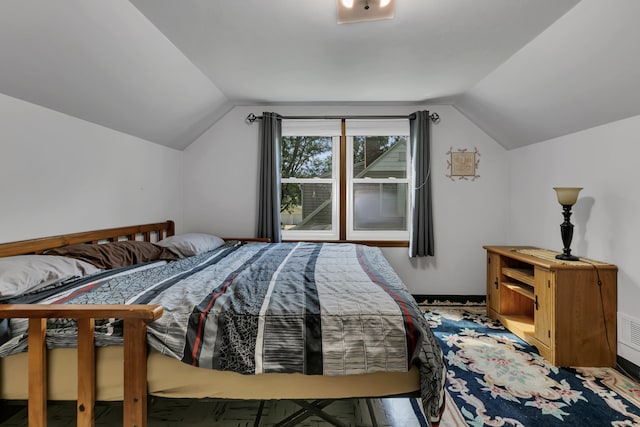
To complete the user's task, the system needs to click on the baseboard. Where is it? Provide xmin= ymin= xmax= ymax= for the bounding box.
xmin=412 ymin=295 xmax=486 ymax=305
xmin=617 ymin=356 xmax=640 ymax=383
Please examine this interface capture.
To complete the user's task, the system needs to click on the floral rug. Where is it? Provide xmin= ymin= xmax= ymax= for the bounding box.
xmin=425 ymin=306 xmax=640 ymax=426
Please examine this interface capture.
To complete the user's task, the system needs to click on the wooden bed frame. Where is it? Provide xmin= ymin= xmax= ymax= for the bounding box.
xmin=0 ymin=221 xmax=421 ymax=427
xmin=0 ymin=221 xmax=174 ymax=427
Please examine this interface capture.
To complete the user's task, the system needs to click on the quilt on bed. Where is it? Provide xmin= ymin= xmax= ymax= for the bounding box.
xmin=0 ymin=242 xmax=445 ymax=422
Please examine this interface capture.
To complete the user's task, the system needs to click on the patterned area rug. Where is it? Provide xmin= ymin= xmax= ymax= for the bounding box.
xmin=426 ymin=306 xmax=640 ymax=426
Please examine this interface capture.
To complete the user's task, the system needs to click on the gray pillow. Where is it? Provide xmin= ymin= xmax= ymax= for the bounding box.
xmin=156 ymin=233 xmax=225 ymax=258
xmin=0 ymin=255 xmax=102 ymax=300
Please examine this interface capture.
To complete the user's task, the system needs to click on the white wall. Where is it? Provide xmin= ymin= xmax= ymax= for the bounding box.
xmin=0 ymin=93 xmax=183 ymax=243
xmin=183 ymin=105 xmax=509 ymax=295
xmin=507 ymin=114 xmax=640 ymax=367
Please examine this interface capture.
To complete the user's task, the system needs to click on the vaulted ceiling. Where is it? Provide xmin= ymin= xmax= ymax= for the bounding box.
xmin=1 ymin=1 xmax=639 ymax=150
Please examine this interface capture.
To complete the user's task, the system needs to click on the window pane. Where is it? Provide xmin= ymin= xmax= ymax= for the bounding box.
xmin=280 ymin=183 xmax=333 ymax=231
xmin=281 ymin=136 xmax=333 ymax=179
xmin=353 ymin=136 xmax=407 ymax=178
xmin=353 ymin=183 xmax=407 ymax=231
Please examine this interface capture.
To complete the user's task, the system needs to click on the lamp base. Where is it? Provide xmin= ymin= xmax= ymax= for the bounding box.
xmin=556 ymin=253 xmax=579 ymax=261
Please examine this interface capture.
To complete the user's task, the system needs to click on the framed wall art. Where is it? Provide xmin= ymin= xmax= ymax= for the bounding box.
xmin=446 ymin=147 xmax=480 ymax=181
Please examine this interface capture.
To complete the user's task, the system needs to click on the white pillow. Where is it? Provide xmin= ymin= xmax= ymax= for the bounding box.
xmin=0 ymin=255 xmax=102 ymax=300
xmin=156 ymin=233 xmax=225 ymax=258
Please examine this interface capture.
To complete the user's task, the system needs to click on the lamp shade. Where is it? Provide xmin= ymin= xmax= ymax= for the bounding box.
xmin=553 ymin=187 xmax=582 ymax=206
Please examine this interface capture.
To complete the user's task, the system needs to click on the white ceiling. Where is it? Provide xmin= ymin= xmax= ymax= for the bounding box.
xmin=1 ymin=0 xmax=639 ymax=150
xmin=455 ymin=0 xmax=640 ymax=149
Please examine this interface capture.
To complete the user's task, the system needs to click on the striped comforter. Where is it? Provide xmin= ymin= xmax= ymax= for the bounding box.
xmin=0 ymin=242 xmax=445 ymax=422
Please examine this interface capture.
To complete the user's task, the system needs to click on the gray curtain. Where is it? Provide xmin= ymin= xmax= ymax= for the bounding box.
xmin=257 ymin=112 xmax=282 ymax=243
xmin=409 ymin=111 xmax=434 ymax=257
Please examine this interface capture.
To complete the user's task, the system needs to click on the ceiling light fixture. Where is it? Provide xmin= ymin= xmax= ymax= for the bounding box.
xmin=337 ymin=0 xmax=396 ymax=24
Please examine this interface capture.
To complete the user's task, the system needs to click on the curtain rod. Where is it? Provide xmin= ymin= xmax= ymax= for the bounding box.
xmin=245 ymin=112 xmax=440 ymax=124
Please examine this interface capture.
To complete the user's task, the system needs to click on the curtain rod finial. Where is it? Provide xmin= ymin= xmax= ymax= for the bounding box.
xmin=246 ymin=113 xmax=257 ymax=124
xmin=429 ymin=112 xmax=440 ymax=123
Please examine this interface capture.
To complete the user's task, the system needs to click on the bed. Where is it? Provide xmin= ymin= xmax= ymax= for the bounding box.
xmin=0 ymin=221 xmax=445 ymax=426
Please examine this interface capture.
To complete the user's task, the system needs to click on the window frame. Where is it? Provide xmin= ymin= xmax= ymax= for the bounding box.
xmin=280 ymin=135 xmax=341 ymax=241
xmin=280 ymin=119 xmax=411 ymax=246
xmin=345 ymin=135 xmax=410 ymax=241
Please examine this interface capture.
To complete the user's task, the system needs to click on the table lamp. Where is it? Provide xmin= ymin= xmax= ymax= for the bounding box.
xmin=553 ymin=187 xmax=582 ymax=261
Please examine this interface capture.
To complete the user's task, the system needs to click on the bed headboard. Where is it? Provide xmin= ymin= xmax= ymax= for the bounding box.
xmin=0 ymin=220 xmax=175 ymax=258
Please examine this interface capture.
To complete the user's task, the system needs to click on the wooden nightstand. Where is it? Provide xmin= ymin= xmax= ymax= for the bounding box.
xmin=484 ymin=245 xmax=617 ymax=367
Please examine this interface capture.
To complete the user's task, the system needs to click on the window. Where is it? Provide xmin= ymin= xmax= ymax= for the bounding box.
xmin=280 ymin=120 xmax=341 ymax=241
xmin=280 ymin=119 xmax=410 ymax=243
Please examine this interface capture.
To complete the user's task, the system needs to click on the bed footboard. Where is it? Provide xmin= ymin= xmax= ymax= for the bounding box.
xmin=0 ymin=304 xmax=163 ymax=427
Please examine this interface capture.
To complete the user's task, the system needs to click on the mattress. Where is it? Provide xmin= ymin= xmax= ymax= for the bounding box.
xmin=0 ymin=347 xmax=419 ymax=401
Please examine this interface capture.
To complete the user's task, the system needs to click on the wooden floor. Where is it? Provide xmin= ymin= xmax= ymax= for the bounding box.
xmin=0 ymin=397 xmax=426 ymax=426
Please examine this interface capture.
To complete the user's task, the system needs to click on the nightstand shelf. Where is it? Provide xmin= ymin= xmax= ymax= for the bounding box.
xmin=502 ymin=268 xmax=535 ymax=286
xmin=484 ymin=245 xmax=617 ymax=367
xmin=502 ymin=282 xmax=534 ymax=300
